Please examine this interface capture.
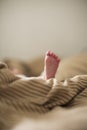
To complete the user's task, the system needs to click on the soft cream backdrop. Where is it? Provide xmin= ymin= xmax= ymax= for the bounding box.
xmin=0 ymin=0 xmax=87 ymax=60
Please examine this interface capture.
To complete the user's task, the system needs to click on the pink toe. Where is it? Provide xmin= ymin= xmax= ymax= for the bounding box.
xmin=57 ymin=58 xmax=60 ymax=62
xmin=46 ymin=51 xmax=51 ymax=56
xmin=46 ymin=51 xmax=61 ymax=63
xmin=52 ymin=53 xmax=55 ymax=57
xmin=49 ymin=52 xmax=53 ymax=56
xmin=52 ymin=54 xmax=57 ymax=59
xmin=49 ymin=52 xmax=56 ymax=58
xmin=54 ymin=55 xmax=57 ymax=59
xmin=52 ymin=53 xmax=56 ymax=58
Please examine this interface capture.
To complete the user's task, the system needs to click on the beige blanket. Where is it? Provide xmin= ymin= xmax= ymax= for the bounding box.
xmin=12 ymin=106 xmax=87 ymax=130
xmin=0 ymin=62 xmax=87 ymax=130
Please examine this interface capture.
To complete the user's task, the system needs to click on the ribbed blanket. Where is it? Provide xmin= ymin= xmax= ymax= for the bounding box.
xmin=0 ymin=62 xmax=87 ymax=114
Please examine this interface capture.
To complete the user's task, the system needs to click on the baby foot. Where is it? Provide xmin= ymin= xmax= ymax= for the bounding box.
xmin=44 ymin=51 xmax=60 ymax=80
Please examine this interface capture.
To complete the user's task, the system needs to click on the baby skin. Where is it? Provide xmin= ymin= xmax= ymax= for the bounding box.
xmin=11 ymin=51 xmax=60 ymax=80
xmin=44 ymin=51 xmax=60 ymax=80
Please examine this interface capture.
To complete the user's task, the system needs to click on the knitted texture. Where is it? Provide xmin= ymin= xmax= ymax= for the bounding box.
xmin=0 ymin=62 xmax=87 ymax=114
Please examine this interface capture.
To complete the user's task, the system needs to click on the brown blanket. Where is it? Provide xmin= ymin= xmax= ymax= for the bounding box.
xmin=0 ymin=62 xmax=87 ymax=111
xmin=0 ymin=62 xmax=87 ymax=130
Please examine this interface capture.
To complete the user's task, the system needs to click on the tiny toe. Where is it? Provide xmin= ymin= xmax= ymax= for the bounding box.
xmin=53 ymin=54 xmax=57 ymax=59
xmin=46 ymin=51 xmax=51 ymax=56
xmin=53 ymin=55 xmax=56 ymax=59
xmin=49 ymin=52 xmax=53 ymax=56
xmin=54 ymin=55 xmax=58 ymax=59
xmin=51 ymin=53 xmax=55 ymax=57
xmin=57 ymin=58 xmax=60 ymax=62
xmin=51 ymin=52 xmax=56 ymax=58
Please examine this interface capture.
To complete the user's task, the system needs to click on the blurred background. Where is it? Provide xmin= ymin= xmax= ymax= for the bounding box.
xmin=0 ymin=0 xmax=87 ymax=60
